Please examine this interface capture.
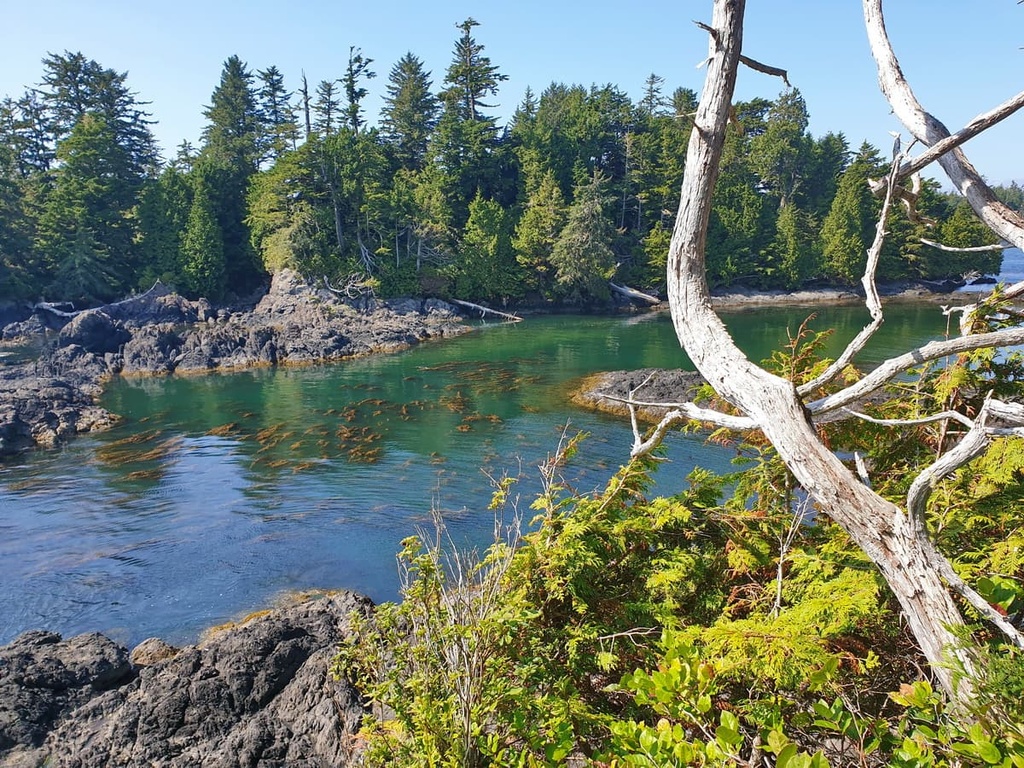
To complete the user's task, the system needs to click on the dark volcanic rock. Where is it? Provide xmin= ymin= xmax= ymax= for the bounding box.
xmin=571 ymin=367 xmax=707 ymax=423
xmin=0 ymin=591 xmax=373 ymax=767
xmin=0 ymin=630 xmax=132 ymax=753
xmin=57 ymin=310 xmax=131 ymax=355
xmin=0 ymin=270 xmax=467 ymax=455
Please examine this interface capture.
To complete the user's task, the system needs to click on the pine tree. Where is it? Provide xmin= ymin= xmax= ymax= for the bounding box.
xmin=441 ymin=18 xmax=508 ymax=124
xmin=342 ymin=47 xmax=376 ymax=134
xmin=550 ymin=173 xmax=617 ymax=304
xmin=454 ymin=193 xmax=519 ymax=301
xmin=181 ymin=168 xmax=226 ymax=299
xmin=512 ymin=170 xmax=566 ymax=296
xmin=380 ymin=53 xmax=438 ymax=171
xmin=37 ymin=51 xmax=157 ymax=175
xmin=313 ymin=80 xmax=340 ymax=136
xmin=256 ymin=65 xmax=298 ymax=164
xmin=199 ymin=56 xmax=263 ymax=293
xmin=820 ymin=142 xmax=881 ymax=284
xmin=36 ymin=112 xmax=138 ymax=301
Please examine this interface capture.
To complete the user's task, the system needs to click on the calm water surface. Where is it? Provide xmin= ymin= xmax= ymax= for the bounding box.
xmin=0 ymin=303 xmax=953 ymax=646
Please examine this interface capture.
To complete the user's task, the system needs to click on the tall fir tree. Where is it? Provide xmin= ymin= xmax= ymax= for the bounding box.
xmin=820 ymin=142 xmax=882 ymax=284
xmin=256 ymin=65 xmax=298 ymax=165
xmin=441 ymin=18 xmax=507 ymax=124
xmin=342 ymin=47 xmax=376 ymax=134
xmin=380 ymin=53 xmax=438 ymax=171
xmin=550 ymin=173 xmax=617 ymax=304
xmin=181 ymin=166 xmax=226 ymax=299
xmin=36 ymin=112 xmax=139 ymax=301
xmin=199 ymin=56 xmax=263 ymax=294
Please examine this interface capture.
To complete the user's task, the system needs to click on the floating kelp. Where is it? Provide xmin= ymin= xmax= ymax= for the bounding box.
xmin=207 ymin=423 xmax=239 ymax=437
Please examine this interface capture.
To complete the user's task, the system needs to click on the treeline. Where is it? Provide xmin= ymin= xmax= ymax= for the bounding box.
xmin=0 ymin=20 xmax=1007 ymax=307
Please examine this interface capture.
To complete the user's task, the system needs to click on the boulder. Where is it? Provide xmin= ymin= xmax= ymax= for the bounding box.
xmin=56 ymin=310 xmax=130 ymax=355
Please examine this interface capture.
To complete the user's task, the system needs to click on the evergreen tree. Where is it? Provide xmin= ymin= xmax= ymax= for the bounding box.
xmin=453 ymin=193 xmax=519 ymax=301
xmin=767 ymin=202 xmax=819 ymax=288
xmin=136 ymin=165 xmax=191 ymax=286
xmin=380 ymin=53 xmax=438 ymax=171
xmin=36 ymin=112 xmax=138 ymax=301
xmin=37 ymin=51 xmax=157 ymax=175
xmin=181 ymin=167 xmax=226 ymax=299
xmin=342 ymin=47 xmax=376 ymax=134
xmin=313 ymin=80 xmax=340 ymax=136
xmin=638 ymin=73 xmax=667 ymax=117
xmin=550 ymin=173 xmax=617 ymax=304
xmin=430 ymin=18 xmax=513 ymax=229
xmin=441 ymin=18 xmax=508 ymax=124
xmin=199 ymin=56 xmax=263 ymax=293
xmin=804 ymin=132 xmax=849 ymax=218
xmin=748 ymin=89 xmax=813 ymax=210
xmin=706 ymin=114 xmax=775 ymax=285
xmin=820 ymin=142 xmax=882 ymax=284
xmin=256 ymin=65 xmax=298 ymax=164
xmin=201 ymin=55 xmax=260 ymax=170
xmin=512 ymin=170 xmax=566 ymax=295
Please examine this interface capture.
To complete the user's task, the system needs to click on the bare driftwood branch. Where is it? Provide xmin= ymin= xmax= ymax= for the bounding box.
xmin=609 ymin=282 xmax=661 ymax=305
xmin=875 ymin=89 xmax=1024 ymax=188
xmin=323 ymin=274 xmax=375 ymax=299
xmin=449 ymin=299 xmax=522 ymax=323
xmin=920 ymin=238 xmax=1008 ymax=254
xmin=32 ymin=281 xmax=167 ymax=320
xmin=797 ymin=157 xmax=900 ymax=395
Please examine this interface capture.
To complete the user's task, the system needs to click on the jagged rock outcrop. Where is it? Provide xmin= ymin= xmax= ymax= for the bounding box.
xmin=571 ymin=367 xmax=707 ymax=423
xmin=0 ymin=591 xmax=373 ymax=767
xmin=0 ymin=271 xmax=468 ymax=456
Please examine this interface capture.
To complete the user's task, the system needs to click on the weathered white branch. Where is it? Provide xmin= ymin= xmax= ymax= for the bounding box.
xmin=841 ymin=408 xmax=976 ymax=432
xmin=874 ymin=89 xmax=1024 ymax=188
xmin=449 ymin=299 xmax=522 ymax=323
xmin=920 ymin=535 xmax=1024 ymax=650
xmin=738 ymin=55 xmax=790 ymax=86
xmin=808 ymin=327 xmax=1024 ymax=417
xmin=919 ymin=238 xmax=1007 ymax=254
xmin=907 ymin=398 xmax=991 ymax=533
xmin=864 ymin=0 xmax=1024 ymax=251
xmin=797 ymin=158 xmax=900 ymax=395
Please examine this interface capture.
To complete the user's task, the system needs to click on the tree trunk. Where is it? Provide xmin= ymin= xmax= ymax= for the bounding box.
xmin=666 ymin=0 xmax=971 ymax=700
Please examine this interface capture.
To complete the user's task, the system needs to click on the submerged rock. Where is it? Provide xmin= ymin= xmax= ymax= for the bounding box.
xmin=0 ymin=591 xmax=373 ymax=767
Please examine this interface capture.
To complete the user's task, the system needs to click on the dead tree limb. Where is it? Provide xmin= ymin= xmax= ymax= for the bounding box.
xmin=609 ymin=282 xmax=661 ymax=305
xmin=449 ymin=299 xmax=522 ymax=323
xmin=920 ymin=238 xmax=1008 ymax=253
xmin=660 ymin=0 xmax=981 ymax=700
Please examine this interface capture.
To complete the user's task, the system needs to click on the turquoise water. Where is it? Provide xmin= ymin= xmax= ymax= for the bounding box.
xmin=0 ymin=304 xmax=950 ymax=646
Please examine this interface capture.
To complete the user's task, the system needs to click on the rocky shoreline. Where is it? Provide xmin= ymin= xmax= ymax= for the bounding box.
xmin=0 ymin=590 xmax=373 ymax=767
xmin=0 ymin=270 xmax=469 ymax=457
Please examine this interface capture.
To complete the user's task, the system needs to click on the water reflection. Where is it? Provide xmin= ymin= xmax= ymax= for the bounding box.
xmin=0 ymin=303 xmax=952 ymax=646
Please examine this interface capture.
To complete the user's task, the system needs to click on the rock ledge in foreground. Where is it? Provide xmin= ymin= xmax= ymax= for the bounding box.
xmin=0 ymin=590 xmax=373 ymax=767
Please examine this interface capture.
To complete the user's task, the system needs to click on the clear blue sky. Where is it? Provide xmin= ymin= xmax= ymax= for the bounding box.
xmin=4 ymin=1 xmax=1022 ymax=186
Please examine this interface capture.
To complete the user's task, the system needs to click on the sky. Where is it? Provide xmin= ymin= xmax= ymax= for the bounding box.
xmin=3 ymin=0 xmax=1022 ymax=186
